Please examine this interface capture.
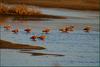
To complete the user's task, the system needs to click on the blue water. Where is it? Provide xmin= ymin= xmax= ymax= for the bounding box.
xmin=0 ymin=8 xmax=99 ymax=66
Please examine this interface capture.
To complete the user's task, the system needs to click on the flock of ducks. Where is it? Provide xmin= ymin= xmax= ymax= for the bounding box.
xmin=59 ymin=25 xmax=74 ymax=32
xmin=59 ymin=25 xmax=91 ymax=32
xmin=3 ymin=24 xmax=92 ymax=41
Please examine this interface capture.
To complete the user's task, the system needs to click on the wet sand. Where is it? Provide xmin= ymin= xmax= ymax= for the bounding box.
xmin=0 ymin=40 xmax=46 ymax=50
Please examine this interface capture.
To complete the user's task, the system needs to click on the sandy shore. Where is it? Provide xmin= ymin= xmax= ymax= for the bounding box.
xmin=0 ymin=40 xmax=46 ymax=50
xmin=1 ymin=0 xmax=99 ymax=11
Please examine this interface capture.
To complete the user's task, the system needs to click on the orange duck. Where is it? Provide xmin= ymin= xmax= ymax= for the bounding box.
xmin=59 ymin=26 xmax=69 ymax=33
xmin=42 ymin=28 xmax=50 ymax=34
xmin=30 ymin=35 xmax=37 ymax=41
xmin=64 ymin=26 xmax=70 ymax=32
xmin=4 ymin=24 xmax=12 ymax=30
xmin=38 ymin=35 xmax=47 ymax=41
xmin=12 ymin=28 xmax=19 ymax=33
xmin=24 ymin=28 xmax=32 ymax=33
xmin=83 ymin=26 xmax=92 ymax=32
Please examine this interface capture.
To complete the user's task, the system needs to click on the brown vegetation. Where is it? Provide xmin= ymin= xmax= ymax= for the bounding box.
xmin=0 ymin=3 xmax=66 ymax=19
xmin=0 ymin=3 xmax=8 ymax=14
xmin=0 ymin=0 xmax=99 ymax=11
xmin=0 ymin=3 xmax=41 ymax=15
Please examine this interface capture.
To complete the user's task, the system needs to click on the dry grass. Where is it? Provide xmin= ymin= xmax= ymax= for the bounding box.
xmin=0 ymin=3 xmax=66 ymax=19
xmin=0 ymin=0 xmax=99 ymax=11
xmin=0 ymin=3 xmax=41 ymax=15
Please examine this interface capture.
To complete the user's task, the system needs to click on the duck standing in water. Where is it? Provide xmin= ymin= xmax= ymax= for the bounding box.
xmin=12 ymin=28 xmax=19 ymax=33
xmin=24 ymin=28 xmax=32 ymax=33
xmin=30 ymin=35 xmax=38 ymax=41
xmin=83 ymin=26 xmax=92 ymax=32
xmin=38 ymin=35 xmax=47 ymax=41
xmin=59 ymin=28 xmax=66 ymax=32
xmin=4 ymin=24 xmax=12 ymax=30
xmin=64 ymin=26 xmax=70 ymax=32
xmin=69 ymin=25 xmax=74 ymax=32
xmin=59 ymin=26 xmax=70 ymax=33
xmin=42 ymin=28 xmax=50 ymax=34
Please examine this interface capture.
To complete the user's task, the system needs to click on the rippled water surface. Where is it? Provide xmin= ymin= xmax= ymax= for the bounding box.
xmin=0 ymin=8 xmax=99 ymax=66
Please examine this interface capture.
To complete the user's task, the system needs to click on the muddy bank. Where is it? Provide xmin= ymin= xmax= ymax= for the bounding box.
xmin=0 ymin=40 xmax=46 ymax=50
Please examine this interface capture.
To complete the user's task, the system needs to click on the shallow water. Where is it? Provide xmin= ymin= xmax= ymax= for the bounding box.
xmin=0 ymin=8 xmax=99 ymax=66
